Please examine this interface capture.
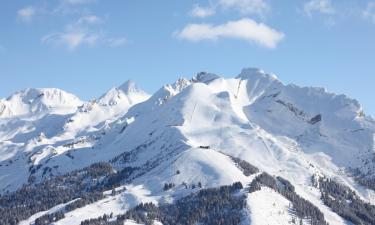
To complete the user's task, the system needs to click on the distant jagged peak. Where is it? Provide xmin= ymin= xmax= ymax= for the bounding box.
xmin=282 ymin=82 xmax=364 ymax=120
xmin=191 ymin=72 xmax=221 ymax=84
xmin=166 ymin=77 xmax=191 ymax=93
xmin=156 ymin=77 xmax=191 ymax=97
xmin=133 ymin=77 xmax=192 ymax=110
xmin=237 ymin=67 xmax=279 ymax=82
xmin=6 ymin=88 xmax=42 ymax=102
xmin=98 ymin=80 xmax=149 ymax=107
xmin=0 ymin=87 xmax=82 ymax=118
xmin=6 ymin=87 xmax=81 ymax=104
xmin=118 ymin=80 xmax=148 ymax=96
xmin=144 ymin=69 xmax=277 ymax=108
xmin=149 ymin=71 xmax=221 ymax=105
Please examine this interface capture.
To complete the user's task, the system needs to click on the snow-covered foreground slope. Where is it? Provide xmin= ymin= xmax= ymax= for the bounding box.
xmin=0 ymin=68 xmax=375 ymax=225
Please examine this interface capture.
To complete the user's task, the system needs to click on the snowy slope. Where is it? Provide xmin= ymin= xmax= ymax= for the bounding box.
xmin=0 ymin=81 xmax=149 ymax=192
xmin=63 ymin=80 xmax=149 ymax=135
xmin=0 ymin=68 xmax=374 ymax=225
xmin=0 ymin=88 xmax=83 ymax=119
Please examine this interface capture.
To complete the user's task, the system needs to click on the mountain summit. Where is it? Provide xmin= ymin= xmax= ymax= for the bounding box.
xmin=0 ymin=88 xmax=83 ymax=118
xmin=98 ymin=80 xmax=150 ymax=107
xmin=0 ymin=69 xmax=374 ymax=225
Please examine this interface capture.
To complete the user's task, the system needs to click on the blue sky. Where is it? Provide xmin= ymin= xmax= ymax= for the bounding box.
xmin=1 ymin=0 xmax=375 ymax=116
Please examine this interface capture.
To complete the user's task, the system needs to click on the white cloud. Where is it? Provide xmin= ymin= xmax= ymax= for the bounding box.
xmin=174 ymin=18 xmax=284 ymax=48
xmin=363 ymin=2 xmax=375 ymax=24
xmin=304 ymin=0 xmax=335 ymax=17
xmin=218 ymin=0 xmax=269 ymax=16
xmin=17 ymin=0 xmax=124 ymax=51
xmin=77 ymin=15 xmax=103 ymax=25
xmin=106 ymin=37 xmax=127 ymax=47
xmin=41 ymin=12 xmax=126 ymax=51
xmin=42 ymin=29 xmax=101 ymax=51
xmin=17 ymin=6 xmax=36 ymax=22
xmin=42 ymin=21 xmax=126 ymax=51
xmin=190 ymin=4 xmax=215 ymax=18
xmin=188 ymin=0 xmax=269 ymax=17
xmin=53 ymin=0 xmax=97 ymax=15
xmin=62 ymin=0 xmax=96 ymax=5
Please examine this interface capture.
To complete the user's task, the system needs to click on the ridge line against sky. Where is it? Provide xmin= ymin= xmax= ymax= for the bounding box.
xmin=0 ymin=0 xmax=375 ymax=116
xmin=1 ymin=69 xmax=375 ymax=119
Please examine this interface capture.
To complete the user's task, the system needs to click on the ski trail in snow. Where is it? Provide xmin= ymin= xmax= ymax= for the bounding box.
xmin=259 ymin=135 xmax=272 ymax=156
xmin=235 ymin=79 xmax=242 ymax=99
xmin=247 ymin=79 xmax=260 ymax=103
xmin=190 ymin=102 xmax=197 ymax=123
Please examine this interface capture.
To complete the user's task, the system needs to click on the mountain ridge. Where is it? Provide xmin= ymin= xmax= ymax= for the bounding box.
xmin=0 ymin=68 xmax=375 ymax=225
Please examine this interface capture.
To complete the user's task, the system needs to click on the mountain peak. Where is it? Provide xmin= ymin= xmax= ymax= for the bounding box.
xmin=118 ymin=80 xmax=138 ymax=94
xmin=98 ymin=80 xmax=149 ymax=108
xmin=0 ymin=88 xmax=82 ymax=118
xmin=1 ymin=69 xmax=375 ymax=225
xmin=237 ymin=68 xmax=279 ymax=82
xmin=192 ymin=72 xmax=221 ymax=84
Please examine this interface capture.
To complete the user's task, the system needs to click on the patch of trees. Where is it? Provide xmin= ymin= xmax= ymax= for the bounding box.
xmin=0 ymin=162 xmax=138 ymax=225
xmin=106 ymin=166 xmax=139 ymax=187
xmin=349 ymin=168 xmax=375 ymax=192
xmin=29 ymin=164 xmax=43 ymax=175
xmin=66 ymin=151 xmax=74 ymax=159
xmin=34 ymin=211 xmax=65 ymax=225
xmin=317 ymin=176 xmax=375 ymax=225
xmin=80 ymin=213 xmax=116 ymax=225
xmin=80 ymin=182 xmax=246 ymax=225
xmin=163 ymin=183 xmax=175 ymax=191
xmin=356 ymin=176 xmax=375 ymax=192
xmin=64 ymin=193 xmax=102 ymax=212
xmin=229 ymin=156 xmax=259 ymax=176
xmin=85 ymin=161 xmax=113 ymax=178
xmin=249 ymin=173 xmax=327 ymax=225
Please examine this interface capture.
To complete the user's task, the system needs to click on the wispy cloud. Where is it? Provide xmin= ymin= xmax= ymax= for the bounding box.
xmin=42 ymin=31 xmax=127 ymax=50
xmin=218 ymin=0 xmax=269 ymax=16
xmin=42 ymin=29 xmax=101 ymax=51
xmin=363 ymin=2 xmax=375 ymax=24
xmin=174 ymin=18 xmax=284 ymax=48
xmin=62 ymin=0 xmax=96 ymax=5
xmin=17 ymin=0 xmax=96 ymax=23
xmin=77 ymin=15 xmax=103 ymax=25
xmin=17 ymin=6 xmax=36 ymax=22
xmin=188 ymin=0 xmax=269 ymax=18
xmin=190 ymin=4 xmax=215 ymax=18
xmin=304 ymin=0 xmax=335 ymax=17
xmin=106 ymin=37 xmax=127 ymax=47
xmin=41 ymin=16 xmax=126 ymax=51
xmin=15 ymin=1 xmax=126 ymax=51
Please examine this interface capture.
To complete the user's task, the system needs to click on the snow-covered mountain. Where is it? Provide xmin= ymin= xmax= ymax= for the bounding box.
xmin=0 ymin=88 xmax=83 ymax=119
xmin=1 ymin=69 xmax=375 ymax=225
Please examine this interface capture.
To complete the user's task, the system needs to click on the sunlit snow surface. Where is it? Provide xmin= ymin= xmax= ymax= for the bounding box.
xmin=0 ymin=69 xmax=374 ymax=224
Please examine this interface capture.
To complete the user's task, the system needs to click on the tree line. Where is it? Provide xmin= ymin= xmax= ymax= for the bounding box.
xmin=80 ymin=182 xmax=246 ymax=225
xmin=249 ymin=172 xmax=328 ymax=225
xmin=0 ymin=162 xmax=139 ymax=225
xmin=315 ymin=176 xmax=375 ymax=225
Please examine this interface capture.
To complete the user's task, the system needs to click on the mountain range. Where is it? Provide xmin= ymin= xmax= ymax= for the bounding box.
xmin=1 ymin=68 xmax=375 ymax=225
